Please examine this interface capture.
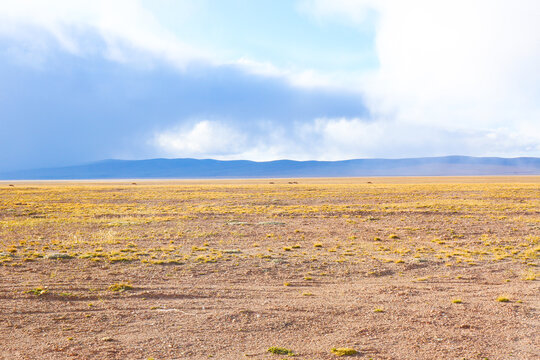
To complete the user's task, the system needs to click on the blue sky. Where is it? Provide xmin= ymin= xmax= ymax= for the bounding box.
xmin=0 ymin=0 xmax=539 ymax=171
xmin=141 ymin=0 xmax=378 ymax=72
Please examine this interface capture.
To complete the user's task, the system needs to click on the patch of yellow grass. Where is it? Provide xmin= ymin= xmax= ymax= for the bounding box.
xmin=331 ymin=347 xmax=358 ymax=356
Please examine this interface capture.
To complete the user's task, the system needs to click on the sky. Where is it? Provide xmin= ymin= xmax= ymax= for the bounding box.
xmin=0 ymin=0 xmax=539 ymax=172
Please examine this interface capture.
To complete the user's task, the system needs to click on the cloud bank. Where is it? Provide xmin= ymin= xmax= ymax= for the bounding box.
xmin=0 ymin=32 xmax=367 ymax=170
xmin=301 ymin=0 xmax=540 ymax=150
xmin=0 ymin=0 xmax=539 ymax=171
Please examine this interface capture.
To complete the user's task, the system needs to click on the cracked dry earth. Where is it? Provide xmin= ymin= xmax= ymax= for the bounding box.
xmin=0 ymin=177 xmax=538 ymax=359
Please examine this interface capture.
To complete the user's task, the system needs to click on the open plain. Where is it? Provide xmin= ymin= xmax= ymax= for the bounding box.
xmin=0 ymin=177 xmax=538 ymax=360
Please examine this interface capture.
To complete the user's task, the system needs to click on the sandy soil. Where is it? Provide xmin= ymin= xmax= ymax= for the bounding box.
xmin=0 ymin=178 xmax=538 ymax=359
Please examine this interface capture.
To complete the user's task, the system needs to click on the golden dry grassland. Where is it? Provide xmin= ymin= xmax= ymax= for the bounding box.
xmin=1 ymin=178 xmax=538 ymax=269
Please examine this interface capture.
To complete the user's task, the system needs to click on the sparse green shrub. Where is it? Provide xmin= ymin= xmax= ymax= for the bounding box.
xmin=26 ymin=287 xmax=48 ymax=296
xmin=267 ymin=347 xmax=294 ymax=355
xmin=108 ymin=283 xmax=133 ymax=292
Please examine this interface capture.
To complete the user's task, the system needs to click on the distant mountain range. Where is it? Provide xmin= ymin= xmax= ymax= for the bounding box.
xmin=1 ymin=156 xmax=539 ymax=180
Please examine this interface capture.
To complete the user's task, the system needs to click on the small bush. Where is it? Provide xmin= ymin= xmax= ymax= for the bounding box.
xmin=108 ymin=283 xmax=133 ymax=292
xmin=331 ymin=347 xmax=358 ymax=356
xmin=26 ymin=287 xmax=48 ymax=296
xmin=267 ymin=347 xmax=294 ymax=355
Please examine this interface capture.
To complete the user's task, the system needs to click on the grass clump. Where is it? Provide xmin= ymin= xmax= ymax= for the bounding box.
xmin=523 ymin=270 xmax=537 ymax=281
xmin=267 ymin=347 xmax=294 ymax=355
xmin=26 ymin=287 xmax=48 ymax=296
xmin=496 ymin=295 xmax=510 ymax=302
xmin=44 ymin=252 xmax=73 ymax=260
xmin=331 ymin=347 xmax=358 ymax=356
xmin=452 ymin=299 xmax=463 ymax=304
xmin=108 ymin=283 xmax=133 ymax=292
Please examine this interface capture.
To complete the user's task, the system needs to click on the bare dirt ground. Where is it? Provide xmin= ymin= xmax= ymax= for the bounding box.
xmin=0 ymin=177 xmax=538 ymax=359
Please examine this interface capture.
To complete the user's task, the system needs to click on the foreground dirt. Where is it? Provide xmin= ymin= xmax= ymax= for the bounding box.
xmin=0 ymin=178 xmax=538 ymax=359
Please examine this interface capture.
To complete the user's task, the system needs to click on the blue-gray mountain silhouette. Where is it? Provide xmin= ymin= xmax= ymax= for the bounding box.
xmin=1 ymin=156 xmax=539 ymax=180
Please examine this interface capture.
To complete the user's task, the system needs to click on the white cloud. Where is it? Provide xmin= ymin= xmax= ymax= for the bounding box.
xmin=301 ymin=117 xmax=540 ymax=159
xmin=0 ymin=0 xmax=209 ymax=67
xmin=233 ymin=57 xmax=364 ymax=91
xmin=300 ymin=0 xmax=540 ymax=156
xmin=153 ymin=119 xmax=307 ymax=161
xmin=153 ymin=117 xmax=540 ymax=162
xmin=154 ymin=120 xmax=247 ymax=158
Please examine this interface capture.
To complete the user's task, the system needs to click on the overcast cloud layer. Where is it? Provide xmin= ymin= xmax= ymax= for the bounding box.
xmin=0 ymin=0 xmax=539 ymax=171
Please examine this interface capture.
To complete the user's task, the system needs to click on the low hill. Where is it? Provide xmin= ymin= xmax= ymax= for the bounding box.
xmin=1 ymin=156 xmax=539 ymax=180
